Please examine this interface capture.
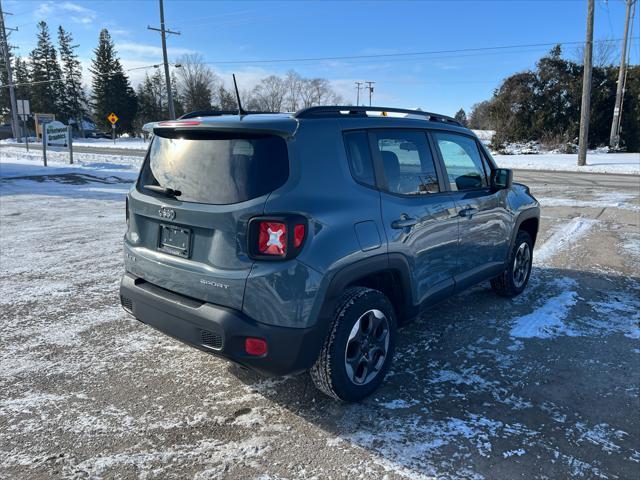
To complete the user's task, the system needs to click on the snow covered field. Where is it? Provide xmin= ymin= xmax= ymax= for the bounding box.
xmin=1 ymin=137 xmax=149 ymax=150
xmin=494 ymin=152 xmax=640 ymax=175
xmin=1 ymin=149 xmax=639 ymax=479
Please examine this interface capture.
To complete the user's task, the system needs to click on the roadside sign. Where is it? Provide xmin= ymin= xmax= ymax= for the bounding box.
xmin=45 ymin=121 xmax=68 ymax=146
xmin=107 ymin=112 xmax=119 ymax=125
xmin=34 ymin=113 xmax=56 ymax=139
xmin=17 ymin=99 xmax=30 ymax=117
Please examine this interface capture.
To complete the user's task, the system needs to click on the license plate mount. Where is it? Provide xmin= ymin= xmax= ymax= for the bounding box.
xmin=158 ymin=224 xmax=191 ymax=258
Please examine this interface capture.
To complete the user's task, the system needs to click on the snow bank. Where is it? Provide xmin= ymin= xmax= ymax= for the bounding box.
xmin=494 ymin=152 xmax=640 ymax=175
xmin=0 ymin=146 xmax=142 ymax=174
xmin=1 ymin=137 xmax=149 ymax=150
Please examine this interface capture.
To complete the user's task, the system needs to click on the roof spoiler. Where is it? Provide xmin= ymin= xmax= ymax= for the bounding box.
xmin=293 ymin=105 xmax=462 ymax=126
xmin=178 ymin=110 xmax=279 ymax=120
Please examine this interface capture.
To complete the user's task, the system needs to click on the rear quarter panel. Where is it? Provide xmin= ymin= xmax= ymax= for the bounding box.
xmin=243 ymin=120 xmax=387 ymax=328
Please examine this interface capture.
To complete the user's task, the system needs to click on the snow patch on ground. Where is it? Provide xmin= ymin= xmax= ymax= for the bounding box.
xmin=377 ymin=399 xmax=420 ymax=410
xmin=502 ymin=448 xmax=526 ymax=458
xmin=510 ymin=290 xmax=579 ymax=339
xmin=534 ymin=217 xmax=596 ymax=264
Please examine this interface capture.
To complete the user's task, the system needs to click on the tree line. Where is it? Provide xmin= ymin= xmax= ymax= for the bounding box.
xmin=460 ymin=45 xmax=639 ymax=152
xmin=0 ymin=23 xmax=344 ymax=136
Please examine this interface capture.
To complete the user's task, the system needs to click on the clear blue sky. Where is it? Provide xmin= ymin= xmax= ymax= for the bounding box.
xmin=5 ymin=0 xmax=639 ymax=115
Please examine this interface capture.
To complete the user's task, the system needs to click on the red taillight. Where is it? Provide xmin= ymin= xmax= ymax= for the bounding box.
xmin=245 ymin=337 xmax=267 ymax=356
xmin=293 ymin=224 xmax=305 ymax=248
xmin=249 ymin=216 xmax=307 ymax=260
xmin=258 ymin=221 xmax=287 ymax=256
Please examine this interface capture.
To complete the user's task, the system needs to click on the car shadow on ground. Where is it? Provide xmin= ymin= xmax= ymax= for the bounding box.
xmin=230 ymin=267 xmax=639 ymax=478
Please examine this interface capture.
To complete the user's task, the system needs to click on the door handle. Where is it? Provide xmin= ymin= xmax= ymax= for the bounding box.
xmin=391 ymin=214 xmax=418 ymax=229
xmin=458 ymin=207 xmax=477 ymax=218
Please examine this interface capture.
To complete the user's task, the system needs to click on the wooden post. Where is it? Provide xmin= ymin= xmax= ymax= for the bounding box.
xmin=578 ymin=0 xmax=595 ymax=166
xmin=42 ymin=124 xmax=48 ymax=167
xmin=67 ymin=125 xmax=73 ymax=165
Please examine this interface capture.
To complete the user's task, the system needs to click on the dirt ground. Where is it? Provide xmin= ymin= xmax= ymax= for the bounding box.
xmin=1 ymin=169 xmax=638 ymax=479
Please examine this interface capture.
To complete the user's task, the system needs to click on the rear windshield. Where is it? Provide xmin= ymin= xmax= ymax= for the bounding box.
xmin=139 ymin=130 xmax=289 ymax=204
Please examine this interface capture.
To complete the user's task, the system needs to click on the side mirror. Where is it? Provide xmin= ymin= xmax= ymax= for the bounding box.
xmin=492 ymin=168 xmax=513 ymax=190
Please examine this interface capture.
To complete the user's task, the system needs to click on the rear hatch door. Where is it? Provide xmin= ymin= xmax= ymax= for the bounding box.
xmin=126 ymin=125 xmax=290 ymax=310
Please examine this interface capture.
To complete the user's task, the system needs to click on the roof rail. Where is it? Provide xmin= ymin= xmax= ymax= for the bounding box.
xmin=293 ymin=105 xmax=462 ymax=126
xmin=178 ymin=110 xmax=278 ymax=119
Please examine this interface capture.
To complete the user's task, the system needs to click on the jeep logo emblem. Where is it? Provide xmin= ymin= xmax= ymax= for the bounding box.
xmin=158 ymin=206 xmax=176 ymax=220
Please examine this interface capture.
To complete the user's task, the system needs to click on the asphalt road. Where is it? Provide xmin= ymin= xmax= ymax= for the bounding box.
xmin=0 ymin=160 xmax=639 ymax=479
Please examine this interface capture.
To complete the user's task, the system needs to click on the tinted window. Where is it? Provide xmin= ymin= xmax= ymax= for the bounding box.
xmin=344 ymin=130 xmax=375 ymax=186
xmin=373 ymin=130 xmax=439 ymax=195
xmin=139 ymin=130 xmax=288 ymax=205
xmin=433 ymin=132 xmax=487 ymax=191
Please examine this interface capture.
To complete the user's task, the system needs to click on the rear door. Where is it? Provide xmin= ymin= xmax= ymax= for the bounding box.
xmin=125 ymin=128 xmax=289 ymax=310
xmin=431 ymin=131 xmax=511 ymax=289
xmin=372 ymin=129 xmax=459 ymax=306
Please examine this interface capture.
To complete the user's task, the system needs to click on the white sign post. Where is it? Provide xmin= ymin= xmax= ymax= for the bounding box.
xmin=42 ymin=121 xmax=73 ymax=166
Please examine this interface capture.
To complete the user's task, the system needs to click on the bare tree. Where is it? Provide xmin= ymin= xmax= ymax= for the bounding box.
xmin=251 ymin=75 xmax=288 ymax=111
xmin=573 ymin=38 xmax=618 ymax=67
xmin=175 ymin=53 xmax=218 ymax=112
xmin=284 ymin=70 xmax=303 ymax=111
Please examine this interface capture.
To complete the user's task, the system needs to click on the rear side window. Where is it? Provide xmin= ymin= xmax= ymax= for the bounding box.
xmin=433 ymin=132 xmax=487 ymax=191
xmin=139 ymin=130 xmax=289 ymax=204
xmin=344 ymin=130 xmax=375 ymax=187
xmin=372 ymin=130 xmax=439 ymax=195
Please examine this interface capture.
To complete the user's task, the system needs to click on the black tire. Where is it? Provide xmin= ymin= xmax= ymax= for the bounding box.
xmin=310 ymin=287 xmax=397 ymax=402
xmin=491 ymin=230 xmax=533 ymax=297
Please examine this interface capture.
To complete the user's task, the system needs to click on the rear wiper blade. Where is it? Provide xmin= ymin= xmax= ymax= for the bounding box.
xmin=143 ymin=184 xmax=182 ymax=197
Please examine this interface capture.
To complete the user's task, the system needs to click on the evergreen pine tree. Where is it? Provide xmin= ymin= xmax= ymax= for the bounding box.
xmin=90 ymin=29 xmax=137 ymax=133
xmin=135 ymin=72 xmax=164 ymax=129
xmin=57 ymin=26 xmax=88 ymax=134
xmin=29 ymin=21 xmax=63 ymax=117
xmin=13 ymin=57 xmax=30 ymax=99
xmin=454 ymin=108 xmax=468 ymax=127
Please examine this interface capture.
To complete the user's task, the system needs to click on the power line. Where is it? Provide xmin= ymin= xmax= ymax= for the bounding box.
xmin=0 ymin=77 xmax=64 ymax=89
xmin=197 ymin=37 xmax=634 ymax=66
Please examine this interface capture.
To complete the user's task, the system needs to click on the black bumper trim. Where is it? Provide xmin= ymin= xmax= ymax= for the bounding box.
xmin=120 ymin=273 xmax=323 ymax=376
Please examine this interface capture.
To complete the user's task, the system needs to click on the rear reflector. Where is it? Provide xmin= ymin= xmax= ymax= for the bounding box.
xmin=293 ymin=224 xmax=305 ymax=248
xmin=258 ymin=221 xmax=287 ymax=256
xmin=245 ymin=338 xmax=267 ymax=356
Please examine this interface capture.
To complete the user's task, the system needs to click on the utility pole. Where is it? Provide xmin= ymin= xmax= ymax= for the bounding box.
xmin=365 ymin=81 xmax=375 ymax=106
xmin=148 ymin=0 xmax=179 ymax=119
xmin=578 ymin=0 xmax=594 ymax=167
xmin=609 ymin=0 xmax=635 ymax=149
xmin=0 ymin=1 xmax=20 ymax=140
xmin=355 ymin=82 xmax=363 ymax=106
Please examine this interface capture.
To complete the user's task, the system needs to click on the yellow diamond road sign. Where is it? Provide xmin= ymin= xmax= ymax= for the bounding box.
xmin=107 ymin=112 xmax=119 ymax=125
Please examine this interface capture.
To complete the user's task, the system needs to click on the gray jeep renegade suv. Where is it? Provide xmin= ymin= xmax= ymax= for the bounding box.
xmin=120 ymin=106 xmax=539 ymax=401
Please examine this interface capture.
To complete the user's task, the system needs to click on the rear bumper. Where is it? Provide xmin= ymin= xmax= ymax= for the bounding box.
xmin=119 ymin=273 xmax=323 ymax=376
